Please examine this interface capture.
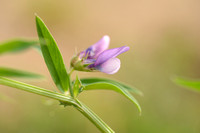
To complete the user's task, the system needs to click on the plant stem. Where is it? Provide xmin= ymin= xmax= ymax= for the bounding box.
xmin=0 ymin=76 xmax=114 ymax=132
xmin=67 ymin=68 xmax=74 ymax=98
xmin=69 ymin=68 xmax=74 ymax=76
xmin=0 ymin=77 xmax=76 ymax=105
xmin=73 ymin=100 xmax=115 ymax=133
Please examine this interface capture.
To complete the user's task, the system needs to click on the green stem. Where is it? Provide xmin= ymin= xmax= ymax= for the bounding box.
xmin=74 ymin=100 xmax=115 ymax=133
xmin=0 ymin=76 xmax=76 ymax=105
xmin=68 ymin=75 xmax=74 ymax=98
xmin=69 ymin=68 xmax=74 ymax=76
xmin=0 ymin=76 xmax=114 ymax=132
xmin=68 ymin=68 xmax=74 ymax=98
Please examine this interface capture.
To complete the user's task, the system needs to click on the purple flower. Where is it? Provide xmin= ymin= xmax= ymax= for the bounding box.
xmin=71 ymin=35 xmax=129 ymax=74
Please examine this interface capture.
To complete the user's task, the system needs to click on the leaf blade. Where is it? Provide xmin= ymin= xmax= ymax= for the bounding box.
xmin=80 ymin=78 xmax=143 ymax=95
xmin=83 ymin=82 xmax=141 ymax=113
xmin=173 ymin=77 xmax=200 ymax=91
xmin=0 ymin=67 xmax=42 ymax=78
xmin=35 ymin=16 xmax=70 ymax=93
xmin=0 ymin=39 xmax=38 ymax=55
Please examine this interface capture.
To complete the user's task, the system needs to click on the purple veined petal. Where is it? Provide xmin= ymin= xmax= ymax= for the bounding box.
xmin=96 ymin=58 xmax=121 ymax=74
xmin=83 ymin=59 xmax=96 ymax=64
xmin=86 ymin=35 xmax=110 ymax=58
xmin=94 ymin=46 xmax=129 ymax=66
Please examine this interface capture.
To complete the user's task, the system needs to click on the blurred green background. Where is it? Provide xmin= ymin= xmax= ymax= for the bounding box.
xmin=1 ymin=0 xmax=200 ymax=132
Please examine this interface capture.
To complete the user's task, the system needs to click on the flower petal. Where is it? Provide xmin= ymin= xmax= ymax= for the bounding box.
xmin=86 ymin=35 xmax=110 ymax=58
xmin=78 ymin=51 xmax=85 ymax=59
xmin=83 ymin=59 xmax=96 ymax=64
xmin=94 ymin=46 xmax=129 ymax=66
xmin=96 ymin=58 xmax=121 ymax=74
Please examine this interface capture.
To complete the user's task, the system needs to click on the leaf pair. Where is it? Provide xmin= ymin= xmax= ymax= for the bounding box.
xmin=0 ymin=39 xmax=42 ymax=102
xmin=0 ymin=39 xmax=42 ymax=78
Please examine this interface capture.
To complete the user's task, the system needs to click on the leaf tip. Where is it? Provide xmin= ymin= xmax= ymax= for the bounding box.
xmin=171 ymin=75 xmax=187 ymax=86
xmin=170 ymin=75 xmax=179 ymax=82
xmin=137 ymin=104 xmax=142 ymax=114
xmin=35 ymin=15 xmax=44 ymax=26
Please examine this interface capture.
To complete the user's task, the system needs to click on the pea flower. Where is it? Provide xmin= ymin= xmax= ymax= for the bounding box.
xmin=70 ymin=35 xmax=129 ymax=74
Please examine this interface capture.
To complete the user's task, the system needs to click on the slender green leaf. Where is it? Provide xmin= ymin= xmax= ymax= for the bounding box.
xmin=82 ymin=82 xmax=141 ymax=113
xmin=0 ymin=76 xmax=75 ymax=105
xmin=173 ymin=77 xmax=200 ymax=91
xmin=0 ymin=67 xmax=42 ymax=78
xmin=35 ymin=16 xmax=71 ymax=93
xmin=0 ymin=39 xmax=38 ymax=55
xmin=80 ymin=78 xmax=143 ymax=95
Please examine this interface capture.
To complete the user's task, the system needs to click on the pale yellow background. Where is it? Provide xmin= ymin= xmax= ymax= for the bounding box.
xmin=0 ymin=0 xmax=200 ymax=132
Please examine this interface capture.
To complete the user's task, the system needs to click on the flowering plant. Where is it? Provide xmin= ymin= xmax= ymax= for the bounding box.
xmin=0 ymin=16 xmax=141 ymax=133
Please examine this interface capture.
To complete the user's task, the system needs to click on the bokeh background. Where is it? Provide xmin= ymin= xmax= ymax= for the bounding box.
xmin=1 ymin=0 xmax=200 ymax=132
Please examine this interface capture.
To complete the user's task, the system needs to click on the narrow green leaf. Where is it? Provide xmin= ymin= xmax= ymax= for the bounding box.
xmin=173 ymin=77 xmax=200 ymax=91
xmin=82 ymin=82 xmax=141 ymax=113
xmin=0 ymin=39 xmax=38 ymax=55
xmin=80 ymin=78 xmax=143 ymax=96
xmin=0 ymin=76 xmax=75 ymax=105
xmin=35 ymin=16 xmax=71 ymax=93
xmin=73 ymin=75 xmax=83 ymax=97
xmin=0 ymin=67 xmax=42 ymax=78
